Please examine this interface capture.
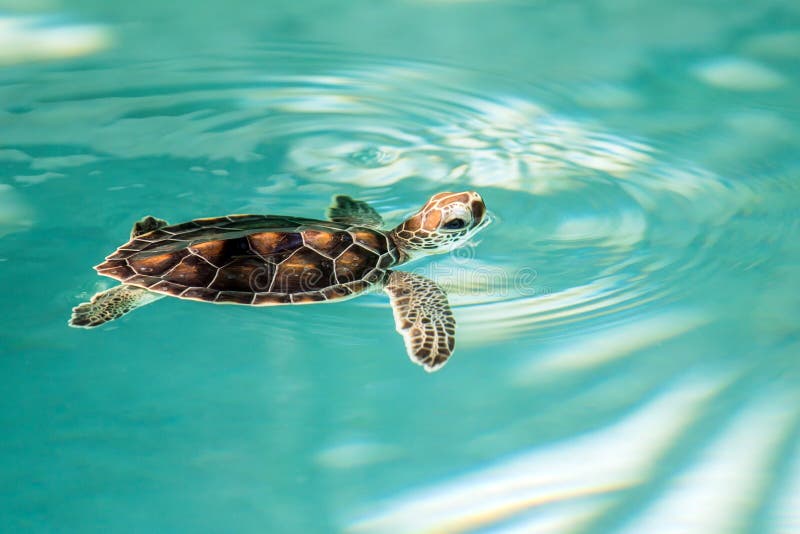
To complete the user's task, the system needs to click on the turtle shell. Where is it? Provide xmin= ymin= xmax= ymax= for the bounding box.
xmin=95 ymin=215 xmax=401 ymax=305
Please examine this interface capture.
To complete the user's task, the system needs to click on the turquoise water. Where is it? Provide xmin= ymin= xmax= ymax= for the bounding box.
xmin=2 ymin=1 xmax=800 ymax=532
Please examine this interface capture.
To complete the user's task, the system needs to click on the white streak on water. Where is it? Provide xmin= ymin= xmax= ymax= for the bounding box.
xmin=315 ymin=440 xmax=399 ymax=470
xmin=0 ymin=15 xmax=111 ymax=65
xmin=513 ymin=310 xmax=709 ymax=382
xmin=691 ymin=57 xmax=786 ymax=91
xmin=619 ymin=390 xmax=798 ymax=534
xmin=480 ymin=499 xmax=609 ymax=534
xmin=346 ymin=377 xmax=719 ymax=533
xmin=773 ymin=433 xmax=800 ymax=533
xmin=14 ymin=171 xmax=65 ymax=185
xmin=0 ymin=184 xmax=34 ymax=236
xmin=30 ymin=155 xmax=100 ymax=171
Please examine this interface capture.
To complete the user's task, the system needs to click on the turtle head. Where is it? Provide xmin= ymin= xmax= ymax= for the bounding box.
xmin=390 ymin=191 xmax=489 ymax=257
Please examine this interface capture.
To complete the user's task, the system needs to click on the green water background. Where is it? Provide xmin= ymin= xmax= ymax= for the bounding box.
xmin=1 ymin=1 xmax=799 ymax=532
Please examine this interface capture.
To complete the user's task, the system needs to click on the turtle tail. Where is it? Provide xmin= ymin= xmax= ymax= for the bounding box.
xmin=69 ymin=284 xmax=162 ymax=328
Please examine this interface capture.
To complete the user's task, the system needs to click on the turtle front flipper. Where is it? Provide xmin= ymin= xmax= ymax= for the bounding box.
xmin=131 ymin=215 xmax=168 ymax=238
xmin=384 ymin=271 xmax=455 ymax=372
xmin=68 ymin=285 xmax=162 ymax=328
xmin=327 ymin=195 xmax=383 ymax=228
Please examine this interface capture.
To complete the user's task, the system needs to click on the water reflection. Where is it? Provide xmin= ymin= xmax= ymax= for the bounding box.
xmin=2 ymin=46 xmax=798 ymax=532
xmin=0 ymin=14 xmax=111 ymax=65
xmin=3 ymin=53 xmax=753 ymax=339
xmin=347 ymin=376 xmax=722 ymax=533
xmin=347 ymin=375 xmax=800 ymax=533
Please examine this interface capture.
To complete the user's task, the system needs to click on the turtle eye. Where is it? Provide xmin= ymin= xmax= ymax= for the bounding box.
xmin=442 ymin=218 xmax=467 ymax=230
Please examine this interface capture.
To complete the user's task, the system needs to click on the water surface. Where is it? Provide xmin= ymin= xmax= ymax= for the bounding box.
xmin=1 ymin=2 xmax=799 ymax=533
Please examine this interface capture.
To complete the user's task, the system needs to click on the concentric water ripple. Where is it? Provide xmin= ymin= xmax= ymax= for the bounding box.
xmin=0 ymin=48 xmax=757 ymax=345
xmin=3 ymin=31 xmax=800 ymax=534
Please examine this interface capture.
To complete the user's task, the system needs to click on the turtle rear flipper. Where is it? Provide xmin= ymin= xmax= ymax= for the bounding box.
xmin=327 ymin=195 xmax=383 ymax=228
xmin=69 ymin=285 xmax=162 ymax=328
xmin=384 ymin=271 xmax=455 ymax=372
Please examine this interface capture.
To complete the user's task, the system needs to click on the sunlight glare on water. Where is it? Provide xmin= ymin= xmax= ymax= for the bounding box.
xmin=1 ymin=1 xmax=799 ymax=533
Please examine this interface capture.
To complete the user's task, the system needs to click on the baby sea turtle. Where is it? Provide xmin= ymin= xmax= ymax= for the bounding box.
xmin=69 ymin=191 xmax=488 ymax=371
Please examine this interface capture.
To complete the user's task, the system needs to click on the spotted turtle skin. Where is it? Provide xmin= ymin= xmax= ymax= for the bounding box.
xmin=95 ymin=215 xmax=401 ymax=305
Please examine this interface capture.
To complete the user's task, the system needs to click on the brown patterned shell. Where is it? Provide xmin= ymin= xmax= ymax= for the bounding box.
xmin=95 ymin=215 xmax=400 ymax=305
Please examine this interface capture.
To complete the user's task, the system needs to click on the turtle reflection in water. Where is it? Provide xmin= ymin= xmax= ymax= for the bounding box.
xmin=69 ymin=192 xmax=489 ymax=371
